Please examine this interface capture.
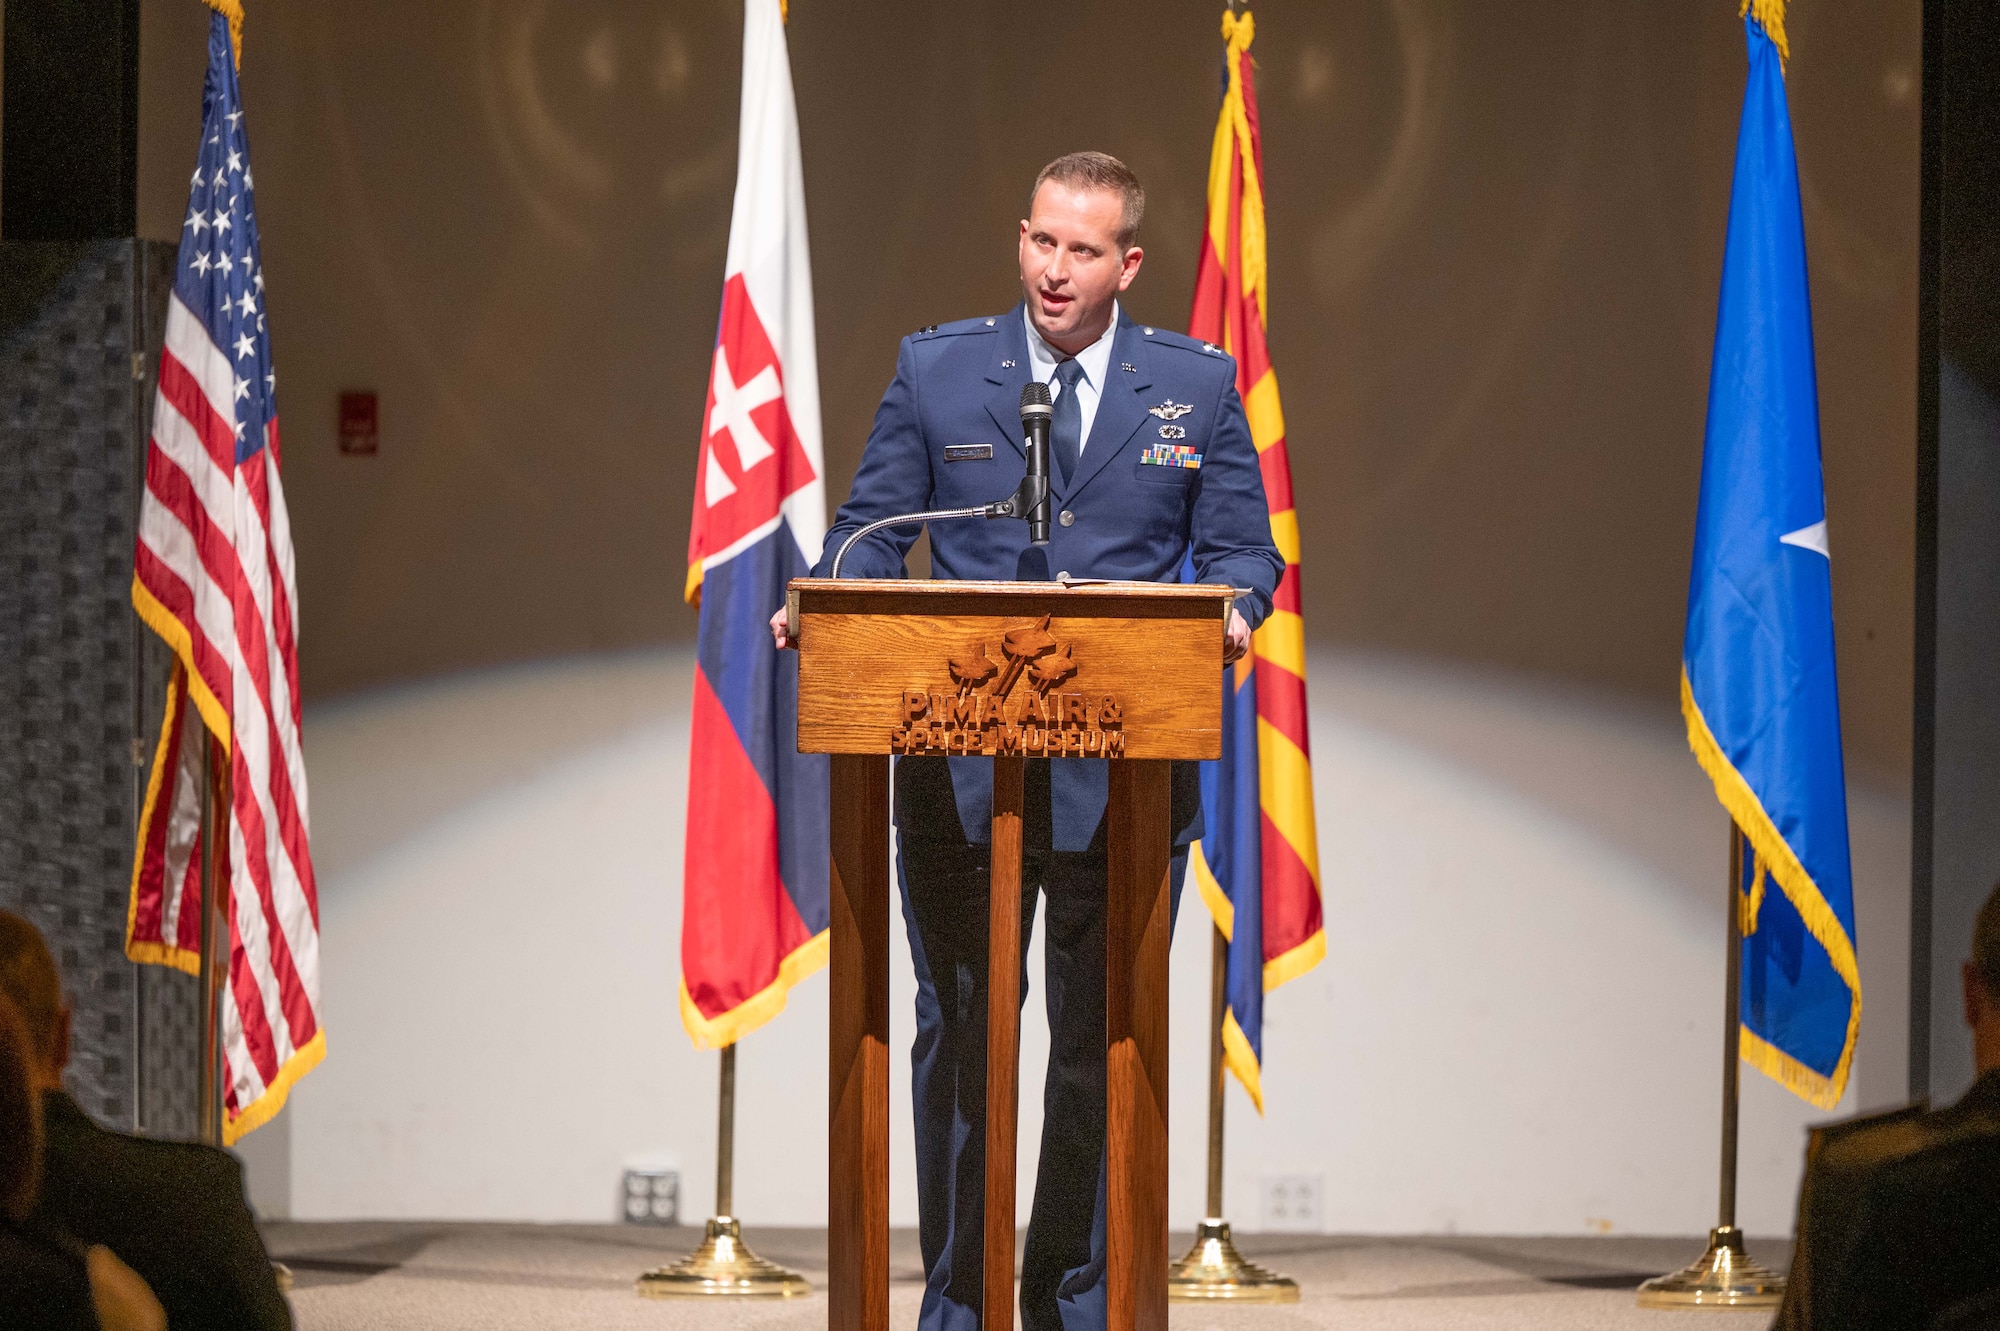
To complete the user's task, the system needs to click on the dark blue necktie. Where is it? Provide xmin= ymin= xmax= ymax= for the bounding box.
xmin=1051 ymin=358 xmax=1085 ymax=486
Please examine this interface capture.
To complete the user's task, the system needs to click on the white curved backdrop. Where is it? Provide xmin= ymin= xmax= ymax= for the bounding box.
xmin=258 ymin=648 xmax=1910 ymax=1236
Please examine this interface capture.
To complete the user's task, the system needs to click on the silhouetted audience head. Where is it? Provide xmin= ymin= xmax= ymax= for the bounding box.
xmin=2 ymin=988 xmax=163 ymax=1329
xmin=0 ymin=909 xmax=67 ymax=1090
xmin=0 ymin=908 xmax=289 ymax=1330
xmin=1968 ymin=880 xmax=2000 ymax=1076
xmin=0 ymin=991 xmax=42 ymax=1223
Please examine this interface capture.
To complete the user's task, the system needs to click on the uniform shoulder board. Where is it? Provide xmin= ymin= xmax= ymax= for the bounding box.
xmin=1141 ymin=325 xmax=1232 ymax=359
xmin=912 ymin=315 xmax=1003 ymax=340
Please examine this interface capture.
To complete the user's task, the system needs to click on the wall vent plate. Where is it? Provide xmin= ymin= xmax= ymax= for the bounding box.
xmin=1258 ymin=1174 xmax=1324 ymax=1232
xmin=621 ymin=1168 xmax=680 ymax=1225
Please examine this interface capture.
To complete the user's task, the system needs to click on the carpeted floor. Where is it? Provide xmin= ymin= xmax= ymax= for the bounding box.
xmin=262 ymin=1222 xmax=1792 ymax=1330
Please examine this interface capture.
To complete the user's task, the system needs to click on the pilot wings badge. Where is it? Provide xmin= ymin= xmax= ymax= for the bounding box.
xmin=1147 ymin=400 xmax=1194 ymax=421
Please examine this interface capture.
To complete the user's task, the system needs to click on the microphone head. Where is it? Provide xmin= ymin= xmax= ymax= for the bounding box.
xmin=1020 ymin=381 xmax=1053 ymax=418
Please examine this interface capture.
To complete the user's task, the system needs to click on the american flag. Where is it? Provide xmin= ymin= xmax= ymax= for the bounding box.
xmin=127 ymin=7 xmax=323 ymax=1143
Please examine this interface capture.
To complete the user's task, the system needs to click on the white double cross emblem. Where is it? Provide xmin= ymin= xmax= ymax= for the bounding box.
xmin=705 ymin=344 xmax=783 ymax=506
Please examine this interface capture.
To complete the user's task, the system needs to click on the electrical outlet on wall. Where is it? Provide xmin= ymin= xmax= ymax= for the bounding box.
xmin=621 ymin=1168 xmax=680 ymax=1225
xmin=1259 ymin=1174 xmax=1324 ymax=1232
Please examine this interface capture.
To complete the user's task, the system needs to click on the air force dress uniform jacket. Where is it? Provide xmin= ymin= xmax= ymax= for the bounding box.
xmin=814 ymin=306 xmax=1284 ymax=852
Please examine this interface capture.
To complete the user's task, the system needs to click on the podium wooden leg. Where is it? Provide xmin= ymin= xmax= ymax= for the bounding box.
xmin=1105 ymin=760 xmax=1171 ymax=1331
xmin=984 ymin=754 xmax=1026 ymax=1330
xmin=829 ymin=754 xmax=890 ymax=1331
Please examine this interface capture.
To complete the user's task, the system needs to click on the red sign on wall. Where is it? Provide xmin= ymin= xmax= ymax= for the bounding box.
xmin=339 ymin=391 xmax=378 ymax=456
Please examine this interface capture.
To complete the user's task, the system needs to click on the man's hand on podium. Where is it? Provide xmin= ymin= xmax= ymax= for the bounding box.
xmin=1223 ymin=607 xmax=1250 ymax=665
xmin=777 ymin=603 xmax=1250 ymax=662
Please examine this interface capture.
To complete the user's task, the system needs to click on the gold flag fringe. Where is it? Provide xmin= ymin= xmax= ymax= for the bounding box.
xmin=201 ymin=0 xmax=244 ymax=69
xmin=1741 ymin=0 xmax=1789 ymax=66
xmin=1682 ymin=669 xmax=1859 ymax=1109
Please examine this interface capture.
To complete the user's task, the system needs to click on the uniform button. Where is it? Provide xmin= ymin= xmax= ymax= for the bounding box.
xmin=1059 ymin=510 xmax=1075 ymax=527
xmin=1057 ymin=571 xmax=1071 ymax=581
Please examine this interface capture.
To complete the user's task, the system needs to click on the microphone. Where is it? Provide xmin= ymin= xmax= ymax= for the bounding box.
xmin=1018 ymin=381 xmax=1053 ymax=546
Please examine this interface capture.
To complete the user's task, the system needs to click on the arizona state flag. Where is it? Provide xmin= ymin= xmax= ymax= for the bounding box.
xmin=1187 ymin=8 xmax=1325 ymax=1112
xmin=1683 ymin=0 xmax=1859 ymax=1109
xmin=679 ymin=0 xmax=829 ymax=1050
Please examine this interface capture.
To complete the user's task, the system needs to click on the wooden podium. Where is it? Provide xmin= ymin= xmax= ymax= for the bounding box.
xmin=788 ymin=578 xmax=1232 ymax=1331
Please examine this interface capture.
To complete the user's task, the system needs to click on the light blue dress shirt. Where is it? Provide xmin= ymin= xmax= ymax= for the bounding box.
xmin=1023 ymin=301 xmax=1118 ymax=457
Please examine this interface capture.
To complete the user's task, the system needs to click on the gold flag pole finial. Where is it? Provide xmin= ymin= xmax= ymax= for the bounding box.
xmin=202 ymin=0 xmax=245 ymax=69
xmin=1741 ymin=0 xmax=1789 ymax=66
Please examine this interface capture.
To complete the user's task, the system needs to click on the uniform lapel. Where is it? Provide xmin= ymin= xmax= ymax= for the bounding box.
xmin=984 ymin=306 xmax=1033 ymax=459
xmin=1058 ymin=314 xmax=1152 ymax=501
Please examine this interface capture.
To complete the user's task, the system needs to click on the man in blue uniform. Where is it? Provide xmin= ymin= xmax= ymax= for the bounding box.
xmin=775 ymin=152 xmax=1282 ymax=1331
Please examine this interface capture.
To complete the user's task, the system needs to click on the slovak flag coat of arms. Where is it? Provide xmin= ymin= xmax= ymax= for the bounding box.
xmin=679 ymin=0 xmax=830 ymax=1049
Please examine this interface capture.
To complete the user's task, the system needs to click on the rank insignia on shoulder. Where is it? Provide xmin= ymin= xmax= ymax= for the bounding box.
xmin=916 ymin=324 xmax=939 ymax=335
xmin=1201 ymin=341 xmax=1222 ymax=354
xmin=1141 ymin=442 xmax=1201 ymax=468
xmin=1147 ymin=400 xmax=1194 ymax=420
xmin=944 ymin=444 xmax=992 ymax=462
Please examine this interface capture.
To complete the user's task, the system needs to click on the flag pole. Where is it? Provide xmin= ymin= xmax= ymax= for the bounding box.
xmin=637 ymin=1040 xmax=810 ymax=1298
xmin=195 ymin=735 xmax=231 ymax=1147
xmin=1167 ymin=923 xmax=1297 ymax=1302
xmin=1637 ymin=824 xmax=1785 ymax=1309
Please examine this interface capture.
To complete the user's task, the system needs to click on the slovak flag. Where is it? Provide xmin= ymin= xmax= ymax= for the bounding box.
xmin=679 ymin=0 xmax=829 ymax=1050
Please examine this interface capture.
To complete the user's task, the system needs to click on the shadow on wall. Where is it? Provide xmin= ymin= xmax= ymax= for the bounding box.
xmin=266 ymin=647 xmax=1908 ymax=1235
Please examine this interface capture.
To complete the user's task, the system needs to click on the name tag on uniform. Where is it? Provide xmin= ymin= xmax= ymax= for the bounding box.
xmin=944 ymin=444 xmax=992 ymax=462
xmin=1140 ymin=443 xmax=1203 ymax=470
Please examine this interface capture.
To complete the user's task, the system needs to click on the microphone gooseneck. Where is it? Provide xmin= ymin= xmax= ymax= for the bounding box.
xmin=1018 ymin=381 xmax=1053 ymax=546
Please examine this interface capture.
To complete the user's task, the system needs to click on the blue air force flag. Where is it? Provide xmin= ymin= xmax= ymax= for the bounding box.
xmin=1681 ymin=7 xmax=1859 ymax=1110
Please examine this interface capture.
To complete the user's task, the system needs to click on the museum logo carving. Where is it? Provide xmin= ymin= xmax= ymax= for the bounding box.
xmin=891 ymin=614 xmax=1126 ymax=757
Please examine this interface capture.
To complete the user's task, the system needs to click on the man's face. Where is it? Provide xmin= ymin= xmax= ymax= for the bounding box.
xmin=1018 ymin=181 xmax=1144 ymax=355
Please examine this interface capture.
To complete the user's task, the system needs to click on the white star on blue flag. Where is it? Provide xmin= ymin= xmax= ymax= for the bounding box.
xmin=174 ymin=16 xmax=277 ymax=465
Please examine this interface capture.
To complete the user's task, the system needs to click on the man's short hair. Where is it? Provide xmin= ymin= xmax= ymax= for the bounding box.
xmin=1976 ymin=880 xmax=2000 ymax=1002
xmin=1029 ymin=152 xmax=1146 ymax=248
xmin=0 ymin=910 xmax=63 ymax=1062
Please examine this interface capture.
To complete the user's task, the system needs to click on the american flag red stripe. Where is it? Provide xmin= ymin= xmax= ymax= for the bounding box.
xmin=126 ymin=8 xmax=323 ymax=1143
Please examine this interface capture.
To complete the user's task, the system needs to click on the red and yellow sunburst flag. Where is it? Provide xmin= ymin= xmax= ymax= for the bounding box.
xmin=1187 ymin=7 xmax=1325 ymax=1113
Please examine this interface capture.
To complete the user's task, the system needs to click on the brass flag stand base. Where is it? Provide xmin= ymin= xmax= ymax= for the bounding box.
xmin=1636 ymin=1226 xmax=1784 ymax=1310
xmin=1168 ymin=1218 xmax=1299 ymax=1303
xmin=636 ymin=1044 xmax=811 ymax=1300
xmin=1168 ymin=928 xmax=1302 ymax=1305
xmin=1639 ymin=829 xmax=1786 ymax=1312
xmin=636 ymin=1216 xmax=810 ymax=1299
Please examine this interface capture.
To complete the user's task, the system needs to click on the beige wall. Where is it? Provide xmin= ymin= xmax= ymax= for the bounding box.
xmin=281 ymin=648 xmax=1908 ymax=1229
xmin=133 ymin=0 xmax=1918 ymax=780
